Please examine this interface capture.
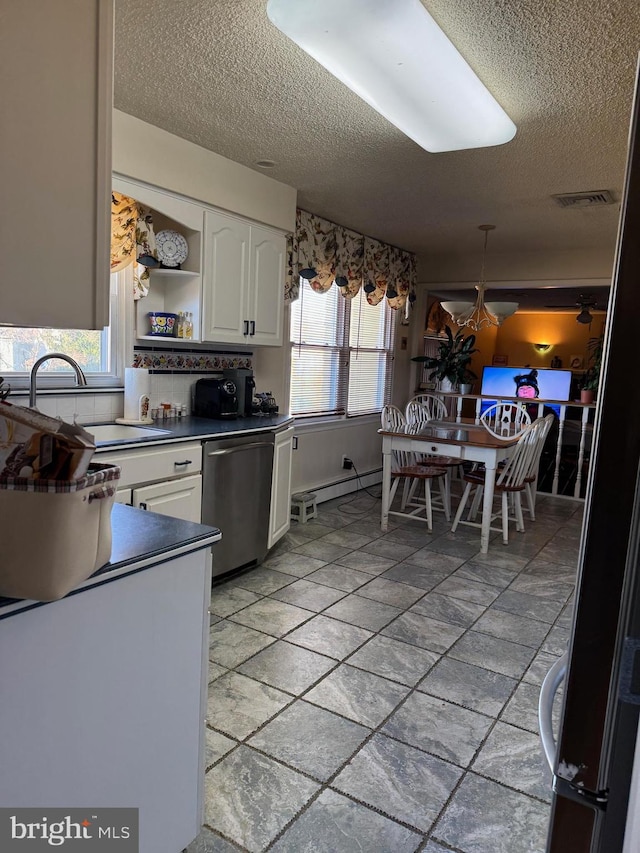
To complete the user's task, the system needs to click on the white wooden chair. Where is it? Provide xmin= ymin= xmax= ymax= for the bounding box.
xmin=381 ymin=405 xmax=448 ymax=530
xmin=451 ymin=418 xmax=544 ymax=544
xmin=406 ymin=394 xmax=448 ymax=423
xmin=523 ymin=413 xmax=556 ymax=519
xmin=467 ymin=413 xmax=554 ymax=524
xmin=480 ymin=401 xmax=531 ymax=438
xmin=405 ymin=398 xmax=460 ymax=518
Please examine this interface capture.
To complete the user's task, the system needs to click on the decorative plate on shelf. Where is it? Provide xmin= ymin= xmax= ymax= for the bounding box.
xmin=156 ymin=229 xmax=188 ymax=268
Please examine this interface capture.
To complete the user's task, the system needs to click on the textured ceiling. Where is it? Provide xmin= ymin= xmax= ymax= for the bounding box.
xmin=113 ymin=0 xmax=640 ymax=272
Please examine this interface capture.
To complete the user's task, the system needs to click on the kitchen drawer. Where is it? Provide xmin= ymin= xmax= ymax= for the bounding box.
xmin=417 ymin=441 xmax=462 ymax=458
xmin=97 ymin=442 xmax=203 ymax=488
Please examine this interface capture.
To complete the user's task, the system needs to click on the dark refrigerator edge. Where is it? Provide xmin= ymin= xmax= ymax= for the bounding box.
xmin=546 ymin=56 xmax=640 ymax=852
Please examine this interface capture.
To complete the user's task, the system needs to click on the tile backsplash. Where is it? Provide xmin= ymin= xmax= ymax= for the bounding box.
xmin=10 ymin=374 xmax=213 ymax=424
xmin=9 ymin=346 xmax=255 ymax=425
xmin=132 ymin=345 xmax=252 ymax=372
xmin=9 ymin=390 xmax=124 ymax=424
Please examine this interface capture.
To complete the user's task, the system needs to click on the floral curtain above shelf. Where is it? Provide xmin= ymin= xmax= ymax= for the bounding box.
xmin=285 ymin=208 xmax=416 ymax=316
xmin=111 ymin=192 xmax=159 ymax=300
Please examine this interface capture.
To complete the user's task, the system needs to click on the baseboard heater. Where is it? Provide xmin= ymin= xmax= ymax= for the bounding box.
xmin=312 ymin=467 xmax=382 ymax=505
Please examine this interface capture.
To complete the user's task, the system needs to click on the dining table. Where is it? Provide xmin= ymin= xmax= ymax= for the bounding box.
xmin=379 ymin=418 xmax=521 ymax=553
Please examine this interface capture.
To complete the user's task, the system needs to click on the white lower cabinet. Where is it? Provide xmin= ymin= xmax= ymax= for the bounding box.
xmin=133 ymin=474 xmax=202 ymax=522
xmin=97 ymin=441 xmax=203 ymax=523
xmin=101 ymin=427 xmax=292 ymax=535
xmin=0 ymin=548 xmax=211 ymax=853
xmin=268 ymin=426 xmax=294 ymax=548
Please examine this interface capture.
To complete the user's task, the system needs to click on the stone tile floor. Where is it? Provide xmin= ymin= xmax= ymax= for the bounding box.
xmin=186 ymin=491 xmax=581 ymax=853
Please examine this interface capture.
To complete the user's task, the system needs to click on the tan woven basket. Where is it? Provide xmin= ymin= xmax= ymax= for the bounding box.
xmin=0 ymin=463 xmax=121 ymax=601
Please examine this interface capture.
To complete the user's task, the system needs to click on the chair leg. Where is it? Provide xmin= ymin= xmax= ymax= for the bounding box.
xmin=401 ymin=477 xmax=411 ymax=510
xmin=452 ymin=482 xmax=473 ymax=532
xmin=390 ymin=476 xmax=400 ymax=506
xmin=501 ymin=491 xmax=509 ymax=544
xmin=515 ymin=493 xmax=525 ymax=532
xmin=468 ymin=485 xmax=483 ymax=521
xmin=439 ymin=474 xmax=451 ymax=521
xmin=525 ymin=482 xmax=536 ymax=521
xmin=406 ymin=478 xmax=419 ymax=506
xmin=424 ymin=479 xmax=433 ymax=531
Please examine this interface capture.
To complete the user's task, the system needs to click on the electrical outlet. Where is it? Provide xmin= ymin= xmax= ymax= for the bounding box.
xmin=342 ymin=455 xmax=353 ymax=470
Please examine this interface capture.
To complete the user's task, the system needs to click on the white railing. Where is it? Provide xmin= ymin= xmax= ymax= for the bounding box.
xmin=434 ymin=392 xmax=596 ymax=499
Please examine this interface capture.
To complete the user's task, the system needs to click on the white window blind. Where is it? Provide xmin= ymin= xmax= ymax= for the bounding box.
xmin=290 ymin=279 xmax=395 ymax=418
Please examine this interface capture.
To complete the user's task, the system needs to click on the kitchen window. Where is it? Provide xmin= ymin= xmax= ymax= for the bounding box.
xmin=0 ymin=270 xmax=128 ymax=390
xmin=290 ymin=277 xmax=395 ymax=417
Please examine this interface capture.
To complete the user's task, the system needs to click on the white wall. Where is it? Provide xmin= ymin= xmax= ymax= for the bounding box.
xmin=292 ymin=418 xmax=383 ymax=495
xmin=112 ymin=113 xmax=381 ymax=497
xmin=112 ymin=110 xmax=297 ymax=232
xmin=419 ymin=246 xmax=615 ymax=283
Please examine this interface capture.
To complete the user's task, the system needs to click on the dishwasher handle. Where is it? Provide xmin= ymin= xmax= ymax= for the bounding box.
xmin=206 ymin=441 xmax=274 ymax=457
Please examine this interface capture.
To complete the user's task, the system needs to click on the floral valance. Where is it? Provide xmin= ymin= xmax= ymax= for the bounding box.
xmin=110 ymin=192 xmax=159 ymax=300
xmin=285 ymin=209 xmax=416 ymax=313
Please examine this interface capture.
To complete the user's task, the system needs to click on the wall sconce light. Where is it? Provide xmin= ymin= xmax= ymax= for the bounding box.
xmin=533 ymin=343 xmax=552 ymax=353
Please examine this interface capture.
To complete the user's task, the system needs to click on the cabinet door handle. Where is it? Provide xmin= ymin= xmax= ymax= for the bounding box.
xmin=243 ymin=320 xmax=249 ymax=335
xmin=174 ymin=460 xmax=192 ymax=467
xmin=139 ymin=502 xmax=147 ymax=511
xmin=250 ymin=320 xmax=256 ymax=336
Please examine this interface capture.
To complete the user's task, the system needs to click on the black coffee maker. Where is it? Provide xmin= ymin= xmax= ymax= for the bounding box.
xmin=192 ymin=378 xmax=239 ymax=419
xmin=223 ymin=368 xmax=255 ymax=417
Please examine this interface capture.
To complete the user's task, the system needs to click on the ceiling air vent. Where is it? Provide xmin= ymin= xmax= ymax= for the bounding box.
xmin=552 ymin=190 xmax=615 ymax=208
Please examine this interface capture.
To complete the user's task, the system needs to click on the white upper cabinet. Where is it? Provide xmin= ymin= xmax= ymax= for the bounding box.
xmin=248 ymin=225 xmax=286 ymax=346
xmin=203 ymin=211 xmax=285 ymax=347
xmin=0 ymin=0 xmax=113 ymax=330
xmin=202 ymin=211 xmax=250 ymax=344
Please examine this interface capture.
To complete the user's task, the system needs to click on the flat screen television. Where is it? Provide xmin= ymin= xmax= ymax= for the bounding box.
xmin=480 ymin=366 xmax=573 ymax=417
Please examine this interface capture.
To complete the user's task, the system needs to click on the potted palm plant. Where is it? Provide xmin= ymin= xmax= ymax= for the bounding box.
xmin=579 ymin=335 xmax=603 ymax=403
xmin=412 ymin=326 xmax=478 ymax=392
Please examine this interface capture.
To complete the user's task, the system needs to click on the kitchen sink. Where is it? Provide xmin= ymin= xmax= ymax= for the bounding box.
xmin=87 ymin=424 xmax=172 ymax=444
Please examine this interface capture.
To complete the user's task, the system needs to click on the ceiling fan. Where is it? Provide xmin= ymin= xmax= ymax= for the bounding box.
xmin=544 ymin=294 xmax=606 ymax=324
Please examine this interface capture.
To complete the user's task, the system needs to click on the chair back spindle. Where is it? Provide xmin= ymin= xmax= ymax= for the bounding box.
xmin=480 ymin=402 xmax=531 ymax=439
xmin=406 ymin=394 xmax=448 ymax=424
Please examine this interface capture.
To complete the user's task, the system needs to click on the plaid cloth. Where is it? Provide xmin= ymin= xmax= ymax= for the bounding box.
xmin=0 ymin=463 xmax=121 ymax=495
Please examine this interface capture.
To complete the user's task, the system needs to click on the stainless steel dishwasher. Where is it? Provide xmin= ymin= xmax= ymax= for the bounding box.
xmin=202 ymin=432 xmax=275 ymax=578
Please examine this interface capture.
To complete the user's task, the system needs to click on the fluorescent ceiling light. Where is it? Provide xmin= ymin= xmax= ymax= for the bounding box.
xmin=266 ymin=0 xmax=516 ymax=153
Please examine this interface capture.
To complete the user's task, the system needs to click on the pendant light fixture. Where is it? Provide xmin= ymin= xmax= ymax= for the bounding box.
xmin=441 ymin=225 xmax=518 ymax=331
xmin=266 ymin=0 xmax=516 ymax=153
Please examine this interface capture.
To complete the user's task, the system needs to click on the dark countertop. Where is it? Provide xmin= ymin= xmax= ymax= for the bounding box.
xmin=93 ymin=414 xmax=294 ymax=450
xmin=0 ymin=503 xmax=221 ymax=618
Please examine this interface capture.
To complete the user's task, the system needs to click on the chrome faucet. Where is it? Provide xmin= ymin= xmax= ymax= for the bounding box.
xmin=29 ymin=353 xmax=88 ymax=409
